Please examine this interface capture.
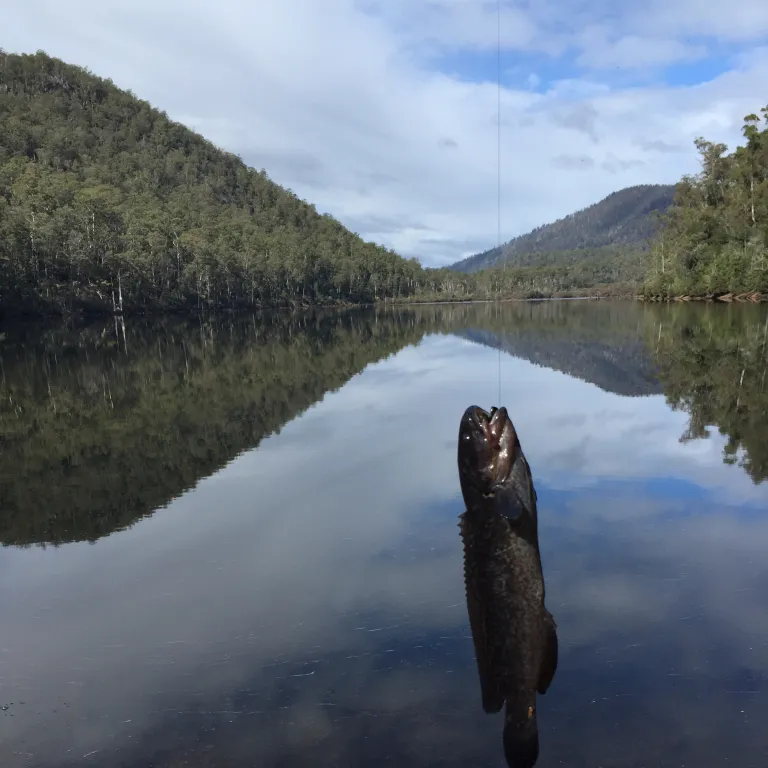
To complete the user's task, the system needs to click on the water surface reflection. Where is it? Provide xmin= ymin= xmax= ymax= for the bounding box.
xmin=1 ymin=301 xmax=767 ymax=766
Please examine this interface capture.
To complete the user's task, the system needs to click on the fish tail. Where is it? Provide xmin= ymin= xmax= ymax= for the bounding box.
xmin=502 ymin=704 xmax=540 ymax=768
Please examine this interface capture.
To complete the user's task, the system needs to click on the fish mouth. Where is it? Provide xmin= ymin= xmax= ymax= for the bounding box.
xmin=458 ymin=405 xmax=516 ymax=493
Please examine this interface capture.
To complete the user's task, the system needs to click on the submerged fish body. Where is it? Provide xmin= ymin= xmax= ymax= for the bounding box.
xmin=457 ymin=405 xmax=558 ymax=768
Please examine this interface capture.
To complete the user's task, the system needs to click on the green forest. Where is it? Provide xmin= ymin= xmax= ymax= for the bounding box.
xmin=0 ymin=50 xmax=616 ymax=315
xmin=0 ymin=49 xmax=670 ymax=316
xmin=0 ymin=50 xmax=430 ymax=314
xmin=2 ymin=50 xmax=768 ymax=314
xmin=644 ymin=111 xmax=768 ymax=299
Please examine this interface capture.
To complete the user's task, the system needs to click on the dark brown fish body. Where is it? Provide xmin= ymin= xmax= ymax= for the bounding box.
xmin=457 ymin=406 xmax=558 ymax=768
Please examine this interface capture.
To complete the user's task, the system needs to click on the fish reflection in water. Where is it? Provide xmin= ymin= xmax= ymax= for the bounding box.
xmin=457 ymin=405 xmax=558 ymax=767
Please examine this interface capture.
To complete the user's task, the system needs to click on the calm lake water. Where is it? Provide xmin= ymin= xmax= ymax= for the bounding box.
xmin=2 ymin=300 xmax=768 ymax=767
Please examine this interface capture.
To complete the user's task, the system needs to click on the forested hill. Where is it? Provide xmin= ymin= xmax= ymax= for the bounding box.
xmin=0 ymin=50 xmax=428 ymax=316
xmin=643 ymin=110 xmax=768 ymax=298
xmin=451 ymin=184 xmax=675 ymax=273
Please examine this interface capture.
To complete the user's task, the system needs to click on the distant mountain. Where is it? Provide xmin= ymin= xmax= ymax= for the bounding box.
xmin=451 ymin=184 xmax=676 ymax=274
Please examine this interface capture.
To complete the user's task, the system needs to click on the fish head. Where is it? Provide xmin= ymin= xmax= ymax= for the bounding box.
xmin=457 ymin=405 xmax=533 ymax=520
xmin=458 ymin=405 xmax=516 ymax=489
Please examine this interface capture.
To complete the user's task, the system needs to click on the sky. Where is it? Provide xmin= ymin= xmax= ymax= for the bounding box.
xmin=4 ymin=0 xmax=768 ymax=267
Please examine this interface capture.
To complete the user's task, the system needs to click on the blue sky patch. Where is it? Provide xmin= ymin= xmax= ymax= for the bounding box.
xmin=427 ymin=47 xmax=572 ymax=93
xmin=422 ymin=35 xmax=743 ymax=95
xmin=662 ymin=51 xmax=736 ymax=87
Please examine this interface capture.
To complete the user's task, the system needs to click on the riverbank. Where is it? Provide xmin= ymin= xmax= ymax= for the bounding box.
xmin=0 ymin=296 xmax=367 ymax=322
xmin=0 ymin=287 xmax=628 ymax=321
xmin=5 ymin=289 xmax=768 ymax=323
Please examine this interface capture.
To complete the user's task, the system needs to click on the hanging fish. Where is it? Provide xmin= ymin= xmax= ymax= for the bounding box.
xmin=457 ymin=405 xmax=558 ymax=768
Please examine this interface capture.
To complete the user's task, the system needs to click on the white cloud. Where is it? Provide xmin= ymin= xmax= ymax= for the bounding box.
xmin=633 ymin=0 xmax=768 ymax=42
xmin=3 ymin=0 xmax=768 ymax=266
xmin=576 ymin=31 xmax=709 ymax=70
xmin=365 ymin=0 xmax=548 ymax=55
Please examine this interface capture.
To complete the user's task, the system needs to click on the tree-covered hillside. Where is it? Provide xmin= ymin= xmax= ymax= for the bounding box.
xmin=452 ymin=184 xmax=675 ymax=273
xmin=0 ymin=50 xmax=430 ymax=315
xmin=644 ymin=110 xmax=768 ymax=298
xmin=410 ymin=246 xmax=646 ymax=302
xmin=6 ymin=50 xmax=732 ymax=312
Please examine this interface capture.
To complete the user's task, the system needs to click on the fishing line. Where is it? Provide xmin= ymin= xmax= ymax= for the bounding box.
xmin=496 ymin=0 xmax=502 ymax=406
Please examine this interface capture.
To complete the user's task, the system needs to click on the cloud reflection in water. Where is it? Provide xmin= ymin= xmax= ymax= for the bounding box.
xmin=1 ymin=330 xmax=767 ymax=766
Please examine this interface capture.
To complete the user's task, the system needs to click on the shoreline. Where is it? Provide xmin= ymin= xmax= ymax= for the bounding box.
xmin=0 ymin=294 xmax=617 ymax=323
xmin=0 ymin=294 xmax=618 ymax=322
xmin=3 ymin=291 xmax=767 ymax=324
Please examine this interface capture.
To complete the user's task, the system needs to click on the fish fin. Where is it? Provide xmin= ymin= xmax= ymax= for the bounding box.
xmin=499 ymin=495 xmax=526 ymax=525
xmin=465 ymin=583 xmax=505 ymax=713
xmin=480 ymin=675 xmax=505 ymax=714
xmin=461 ymin=518 xmax=505 ymax=714
xmin=536 ymin=610 xmax=558 ymax=695
xmin=497 ymin=454 xmax=537 ymax=525
xmin=503 ymin=707 xmax=540 ymax=768
xmin=481 ymin=686 xmax=505 ymax=713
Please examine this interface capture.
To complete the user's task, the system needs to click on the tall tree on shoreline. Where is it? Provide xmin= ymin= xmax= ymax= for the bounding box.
xmin=644 ymin=109 xmax=768 ymax=298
